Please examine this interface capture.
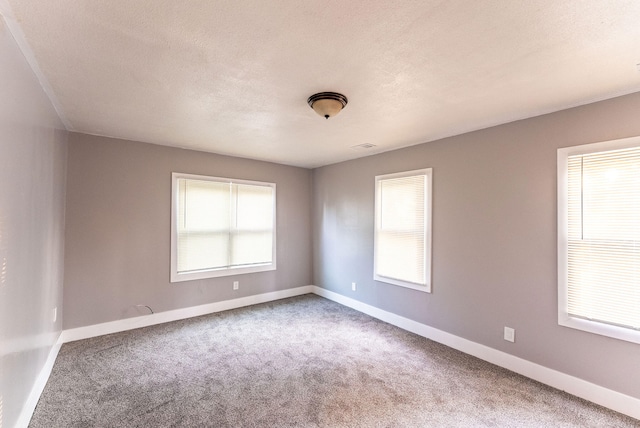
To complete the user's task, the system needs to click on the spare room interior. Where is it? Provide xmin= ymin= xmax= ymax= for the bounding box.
xmin=1 ymin=1 xmax=640 ymax=426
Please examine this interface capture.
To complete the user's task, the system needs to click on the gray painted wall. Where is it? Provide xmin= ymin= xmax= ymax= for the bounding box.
xmin=63 ymin=133 xmax=313 ymax=329
xmin=0 ymin=19 xmax=68 ymax=428
xmin=313 ymin=92 xmax=640 ymax=399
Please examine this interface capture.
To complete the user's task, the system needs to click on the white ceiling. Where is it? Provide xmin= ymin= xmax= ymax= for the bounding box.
xmin=3 ymin=1 xmax=640 ymax=168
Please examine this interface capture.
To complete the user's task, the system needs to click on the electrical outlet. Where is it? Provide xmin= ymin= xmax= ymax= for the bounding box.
xmin=53 ymin=307 xmax=57 ymax=323
xmin=351 ymin=282 xmax=356 ymax=291
xmin=504 ymin=326 xmax=515 ymax=343
xmin=233 ymin=281 xmax=239 ymax=290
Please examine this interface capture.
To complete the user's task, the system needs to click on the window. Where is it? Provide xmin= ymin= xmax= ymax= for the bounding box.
xmin=171 ymin=173 xmax=276 ymax=282
xmin=374 ymin=168 xmax=432 ymax=292
xmin=558 ymin=137 xmax=640 ymax=344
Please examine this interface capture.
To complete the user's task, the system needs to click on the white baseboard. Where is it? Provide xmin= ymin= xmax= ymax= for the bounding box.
xmin=312 ymin=286 xmax=640 ymax=421
xmin=16 ymin=332 xmax=64 ymax=428
xmin=62 ymin=286 xmax=314 ymax=343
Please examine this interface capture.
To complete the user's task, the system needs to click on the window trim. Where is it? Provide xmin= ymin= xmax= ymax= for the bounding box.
xmin=373 ymin=168 xmax=433 ymax=293
xmin=170 ymin=172 xmax=276 ymax=283
xmin=557 ymin=136 xmax=640 ymax=344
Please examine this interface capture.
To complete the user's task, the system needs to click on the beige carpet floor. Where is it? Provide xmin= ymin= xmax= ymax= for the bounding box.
xmin=30 ymin=294 xmax=639 ymax=427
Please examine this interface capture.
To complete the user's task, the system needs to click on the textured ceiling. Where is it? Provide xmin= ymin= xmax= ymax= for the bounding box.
xmin=3 ymin=1 xmax=640 ymax=168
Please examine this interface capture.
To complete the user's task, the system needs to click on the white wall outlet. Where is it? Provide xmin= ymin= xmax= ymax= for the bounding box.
xmin=351 ymin=282 xmax=356 ymax=291
xmin=53 ymin=307 xmax=57 ymax=323
xmin=233 ymin=281 xmax=239 ymax=290
xmin=504 ymin=326 xmax=515 ymax=343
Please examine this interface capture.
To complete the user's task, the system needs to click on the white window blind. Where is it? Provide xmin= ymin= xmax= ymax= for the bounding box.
xmin=171 ymin=173 xmax=276 ymax=282
xmin=177 ymin=179 xmax=231 ymax=273
xmin=374 ymin=169 xmax=432 ymax=292
xmin=558 ymin=138 xmax=640 ymax=344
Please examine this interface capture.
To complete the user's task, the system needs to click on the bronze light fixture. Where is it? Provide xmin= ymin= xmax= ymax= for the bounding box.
xmin=307 ymin=92 xmax=348 ymax=119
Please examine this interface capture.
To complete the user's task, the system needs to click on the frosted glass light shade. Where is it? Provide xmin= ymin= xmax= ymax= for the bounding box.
xmin=307 ymin=92 xmax=348 ymax=119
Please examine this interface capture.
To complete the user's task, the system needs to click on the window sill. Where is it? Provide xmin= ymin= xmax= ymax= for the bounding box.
xmin=171 ymin=263 xmax=276 ymax=283
xmin=558 ymin=315 xmax=640 ymax=345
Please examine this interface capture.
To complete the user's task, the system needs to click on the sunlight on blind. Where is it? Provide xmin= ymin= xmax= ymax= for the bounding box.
xmin=232 ymin=184 xmax=274 ymax=266
xmin=567 ymin=147 xmax=640 ymax=329
xmin=176 ymin=178 xmax=274 ymax=274
xmin=177 ymin=179 xmax=230 ymax=272
xmin=376 ymin=174 xmax=426 ymax=285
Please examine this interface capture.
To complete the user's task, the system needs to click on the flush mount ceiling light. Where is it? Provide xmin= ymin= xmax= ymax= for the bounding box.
xmin=307 ymin=92 xmax=348 ymax=119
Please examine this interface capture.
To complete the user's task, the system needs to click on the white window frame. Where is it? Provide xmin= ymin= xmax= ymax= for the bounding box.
xmin=557 ymin=136 xmax=640 ymax=344
xmin=374 ymin=168 xmax=433 ymax=293
xmin=171 ymin=172 xmax=276 ymax=283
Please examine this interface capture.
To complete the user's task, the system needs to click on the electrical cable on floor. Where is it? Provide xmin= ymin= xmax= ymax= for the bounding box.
xmin=134 ymin=304 xmax=154 ymax=314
